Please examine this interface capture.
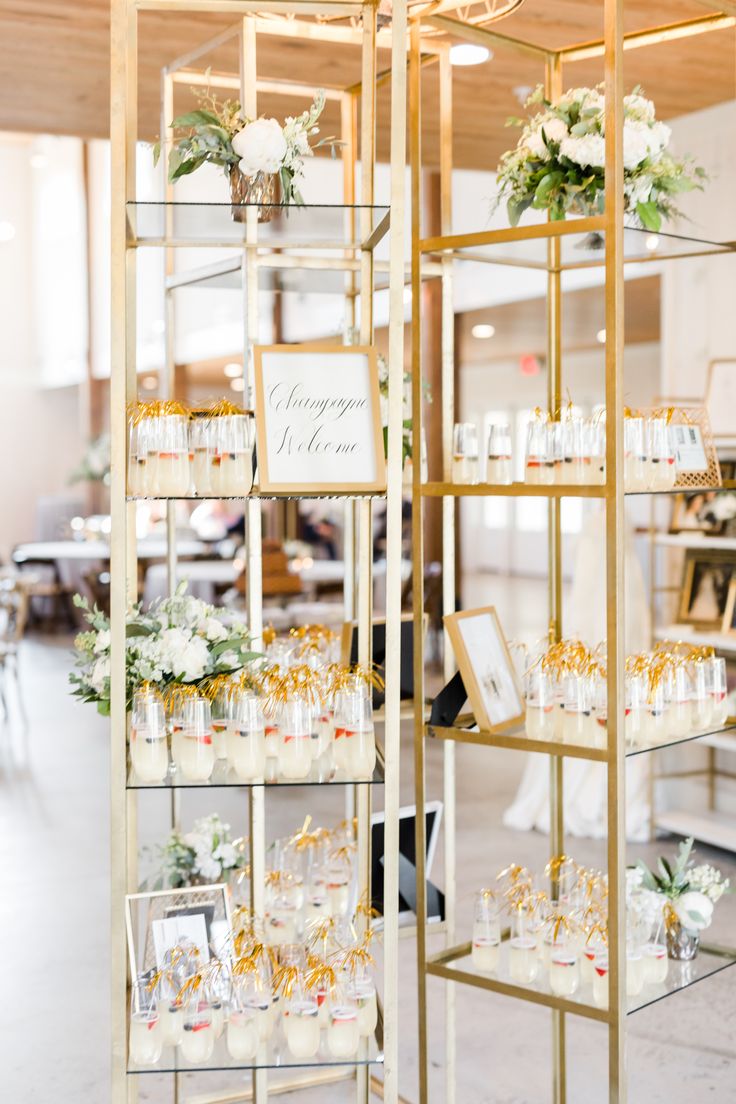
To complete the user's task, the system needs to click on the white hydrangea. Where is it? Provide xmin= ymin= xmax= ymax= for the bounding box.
xmin=674 ymin=890 xmax=714 ymax=931
xmin=94 ymin=629 xmax=110 ymax=654
xmin=526 ymin=116 xmax=569 ymax=159
xmin=559 ymin=133 xmax=606 ymax=168
xmin=232 ymin=117 xmax=288 ymax=177
xmin=202 ymin=617 xmax=228 ymax=643
xmin=622 ymin=120 xmax=652 ymax=170
xmin=159 ymin=628 xmax=210 ymax=682
xmin=90 ymin=656 xmax=110 ymax=694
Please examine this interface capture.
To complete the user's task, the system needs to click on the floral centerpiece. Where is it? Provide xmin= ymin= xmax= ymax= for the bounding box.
xmin=69 ymin=584 xmax=260 ymax=715
xmin=146 ymin=814 xmax=248 ymax=890
xmin=635 ymin=837 xmax=730 ymax=960
xmin=495 ymin=85 xmax=706 ymax=231
xmin=154 ymin=85 xmax=337 ymax=221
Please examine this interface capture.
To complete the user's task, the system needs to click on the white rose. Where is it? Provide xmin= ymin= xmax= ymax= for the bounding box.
xmin=214 ymin=842 xmax=237 ymax=869
xmin=94 ymin=629 xmax=111 ymax=654
xmin=195 ymin=855 xmax=222 ymax=883
xmin=203 ymin=617 xmax=228 ymax=643
xmin=559 ymin=133 xmax=606 ymax=168
xmin=232 ymin=118 xmax=287 ymax=177
xmin=90 ymin=656 xmax=110 ymax=694
xmin=646 ymin=120 xmax=671 ymax=157
xmin=623 ymin=121 xmax=651 ymax=169
xmin=674 ymin=891 xmax=714 ymax=931
xmin=624 ymin=93 xmax=655 ymax=122
xmin=160 ymin=628 xmax=210 ymax=682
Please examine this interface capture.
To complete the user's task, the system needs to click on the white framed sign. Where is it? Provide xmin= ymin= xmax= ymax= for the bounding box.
xmin=444 ymin=606 xmax=525 ymax=733
xmin=253 ymin=344 xmax=386 ymax=494
xmin=705 ymin=360 xmax=736 ymax=439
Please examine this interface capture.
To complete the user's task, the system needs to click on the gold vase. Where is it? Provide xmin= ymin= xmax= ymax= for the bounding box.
xmin=229 ymin=166 xmax=278 ymax=223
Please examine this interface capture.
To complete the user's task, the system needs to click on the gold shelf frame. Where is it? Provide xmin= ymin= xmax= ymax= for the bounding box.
xmin=110 ymin=2 xmax=409 ymax=1103
xmin=408 ymin=5 xmax=736 ymax=1104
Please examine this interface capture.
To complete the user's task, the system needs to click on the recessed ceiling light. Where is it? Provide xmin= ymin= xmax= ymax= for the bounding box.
xmin=224 ymin=362 xmax=242 ymax=378
xmin=0 ymin=221 xmax=15 ymax=242
xmin=596 ymin=329 xmax=606 ymax=344
xmin=30 ymin=153 xmax=48 ymax=169
xmin=472 ymin=323 xmax=496 ymax=339
xmin=141 ymin=375 xmax=158 ymax=391
xmin=230 ymin=378 xmax=245 ymax=392
xmin=645 ymin=234 xmax=660 ymax=252
xmin=450 ymin=43 xmax=491 ymax=66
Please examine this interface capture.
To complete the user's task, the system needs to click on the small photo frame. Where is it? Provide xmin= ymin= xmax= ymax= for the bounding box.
xmin=443 ymin=606 xmax=524 ymax=733
xmin=125 ymin=884 xmax=232 ymax=980
xmin=678 ymin=550 xmax=736 ymax=630
xmin=722 ymin=579 xmax=736 ymax=635
xmin=670 ymin=462 xmax=736 ymax=535
xmin=706 ymin=360 xmax=736 ymax=440
xmin=253 ymin=344 xmax=386 ymax=495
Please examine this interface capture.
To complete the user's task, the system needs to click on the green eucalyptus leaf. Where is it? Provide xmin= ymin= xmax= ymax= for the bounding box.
xmin=636 ymin=200 xmax=661 ymax=232
xmin=171 ymin=109 xmax=222 ymax=129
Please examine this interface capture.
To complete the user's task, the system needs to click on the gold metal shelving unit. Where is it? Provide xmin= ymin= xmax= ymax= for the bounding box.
xmin=110 ymin=2 xmax=408 ymax=1102
xmin=409 ymin=4 xmax=736 ymax=1102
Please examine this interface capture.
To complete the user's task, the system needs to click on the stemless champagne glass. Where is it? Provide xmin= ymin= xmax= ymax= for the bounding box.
xmin=190 ymin=413 xmax=212 ymax=496
xmin=525 ymin=420 xmax=553 ymax=485
xmin=130 ymin=695 xmax=169 ymax=783
xmin=156 ymin=414 xmax=191 ymax=497
xmin=179 ymin=697 xmax=215 ymax=782
xmin=129 ymin=976 xmax=162 ymax=1066
xmin=278 ymin=697 xmax=312 ymax=780
xmin=452 ymin=423 xmax=479 ymax=484
xmin=342 ymin=692 xmax=376 ymax=781
xmin=648 ymin=417 xmax=676 ymax=491
xmin=226 ymin=991 xmax=259 ymax=1061
xmin=624 ymin=416 xmax=648 ymax=492
xmin=180 ymin=999 xmax=215 ymax=1063
xmin=326 ymin=985 xmax=360 ymax=1058
xmin=525 ymin=666 xmax=555 ymax=742
xmin=508 ymin=904 xmax=539 ymax=985
xmin=217 ymin=414 xmax=254 ymax=497
xmin=471 ymin=890 xmax=501 ymax=973
xmin=710 ymin=656 xmax=729 ymax=726
xmin=486 ymin=423 xmax=513 ymax=485
xmin=228 ymin=691 xmax=266 ymax=781
xmin=211 ymin=683 xmax=235 ymax=760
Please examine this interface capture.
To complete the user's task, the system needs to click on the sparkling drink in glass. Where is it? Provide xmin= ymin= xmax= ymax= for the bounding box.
xmin=452 ymin=422 xmax=479 ymax=485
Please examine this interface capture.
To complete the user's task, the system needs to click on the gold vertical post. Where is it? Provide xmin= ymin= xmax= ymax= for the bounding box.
xmin=110 ymin=0 xmax=137 ymax=1101
xmin=356 ymin=11 xmax=377 ymax=1100
xmin=545 ymin=49 xmax=566 ymax=1104
xmin=604 ymin=0 xmax=627 ymax=1100
xmin=438 ymin=41 xmax=457 ymax=1104
xmin=383 ymin=7 xmax=408 ymax=1101
xmin=409 ymin=19 xmax=428 ymax=1104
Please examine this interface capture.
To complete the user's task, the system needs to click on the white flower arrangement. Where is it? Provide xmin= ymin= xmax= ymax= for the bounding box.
xmin=495 ymin=84 xmax=706 ymax=231
xmin=149 ymin=814 xmax=247 ymax=890
xmin=69 ymin=432 xmax=111 ymax=485
xmin=155 ymin=86 xmax=338 ymax=206
xmin=69 ymin=583 xmax=260 ymax=715
xmin=635 ymin=837 xmax=730 ymax=933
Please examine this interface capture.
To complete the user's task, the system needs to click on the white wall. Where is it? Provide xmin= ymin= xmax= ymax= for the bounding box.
xmin=660 ymin=100 xmax=736 ymax=398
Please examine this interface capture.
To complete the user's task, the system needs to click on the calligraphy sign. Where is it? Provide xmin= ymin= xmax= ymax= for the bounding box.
xmin=253 ymin=344 xmax=386 ymax=494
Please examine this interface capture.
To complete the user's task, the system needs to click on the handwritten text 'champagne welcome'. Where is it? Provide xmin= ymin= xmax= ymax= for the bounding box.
xmin=268 ymin=382 xmax=368 ymax=457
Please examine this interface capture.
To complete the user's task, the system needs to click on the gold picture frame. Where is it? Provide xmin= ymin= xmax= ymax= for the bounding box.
xmin=443 ymin=606 xmax=524 ymax=734
xmin=253 ymin=343 xmax=386 ymax=495
xmin=706 ymin=360 xmax=736 ymax=440
xmin=125 ymin=884 xmax=232 ymax=980
xmin=677 ymin=549 xmax=736 ymax=630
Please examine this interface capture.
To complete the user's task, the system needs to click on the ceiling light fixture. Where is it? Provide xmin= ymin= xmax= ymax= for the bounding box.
xmin=449 ymin=44 xmax=491 ymax=66
xmin=141 ymin=375 xmax=158 ymax=391
xmin=230 ymin=378 xmax=246 ymax=392
xmin=224 ymin=362 xmax=242 ymax=378
xmin=645 ymin=234 xmax=660 ymax=252
xmin=596 ymin=329 xmax=606 ymax=344
xmin=472 ymin=323 xmax=496 ymax=339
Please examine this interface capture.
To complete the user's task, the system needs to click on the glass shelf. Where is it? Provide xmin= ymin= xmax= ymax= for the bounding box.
xmin=128 ymin=1032 xmax=383 ymax=1075
xmin=420 ymin=482 xmax=725 ymax=499
xmin=126 ymin=493 xmax=385 ymax=502
xmin=127 ymin=758 xmax=383 ymax=790
xmin=421 ymin=219 xmax=736 ymax=273
xmin=166 ymin=254 xmax=397 ymax=296
xmin=127 ymin=201 xmax=390 ymax=250
xmin=426 ymin=941 xmax=736 ymax=1021
xmin=427 ymin=721 xmax=736 ymax=761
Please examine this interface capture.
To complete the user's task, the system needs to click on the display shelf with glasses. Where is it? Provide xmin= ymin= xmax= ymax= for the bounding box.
xmin=110 ymin=3 xmax=408 ymax=1103
xmin=408 ymin=6 xmax=736 ymax=1104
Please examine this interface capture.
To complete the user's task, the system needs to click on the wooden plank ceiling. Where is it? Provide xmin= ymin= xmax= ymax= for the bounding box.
xmin=0 ymin=1 xmax=732 ymax=168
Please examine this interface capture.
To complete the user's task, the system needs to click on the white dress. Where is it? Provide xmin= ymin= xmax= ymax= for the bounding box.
xmin=503 ymin=508 xmax=652 ymax=842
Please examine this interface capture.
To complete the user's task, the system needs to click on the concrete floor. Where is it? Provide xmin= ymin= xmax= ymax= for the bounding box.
xmin=2 ymin=575 xmax=736 ymax=1103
